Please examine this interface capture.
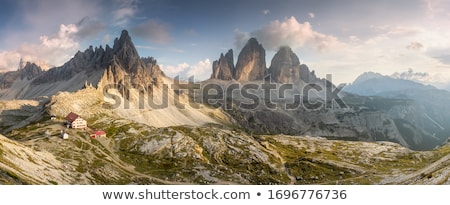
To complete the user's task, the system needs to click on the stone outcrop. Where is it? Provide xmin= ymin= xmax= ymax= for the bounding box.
xmin=268 ymin=46 xmax=301 ymax=83
xmin=234 ymin=38 xmax=266 ymax=82
xmin=20 ymin=62 xmax=44 ymax=80
xmin=210 ymin=39 xmax=319 ymax=84
xmin=210 ymin=49 xmax=234 ymax=80
xmin=100 ymin=30 xmax=164 ymax=91
xmin=0 ymin=62 xmax=43 ymax=90
xmin=299 ymin=64 xmax=313 ymax=83
xmin=268 ymin=46 xmax=317 ymax=84
xmin=0 ymin=72 xmax=18 ymax=90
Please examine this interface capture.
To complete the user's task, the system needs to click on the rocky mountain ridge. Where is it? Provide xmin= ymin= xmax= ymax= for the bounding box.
xmin=0 ymin=30 xmax=164 ymax=100
xmin=344 ymin=71 xmax=434 ymax=96
xmin=210 ymin=38 xmax=319 ymax=85
xmin=210 ymin=49 xmax=234 ymax=80
xmin=1 ymin=30 xmax=450 ymax=185
xmin=234 ymin=38 xmax=267 ymax=82
xmin=268 ymin=46 xmax=318 ymax=84
xmin=0 ymin=62 xmax=44 ymax=90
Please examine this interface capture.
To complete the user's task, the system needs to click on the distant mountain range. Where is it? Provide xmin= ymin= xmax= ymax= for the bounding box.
xmin=344 ymin=71 xmax=436 ymax=96
xmin=343 ymin=72 xmax=450 ymax=150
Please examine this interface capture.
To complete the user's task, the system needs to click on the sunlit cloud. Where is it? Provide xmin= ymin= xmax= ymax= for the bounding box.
xmin=0 ymin=23 xmax=82 ymax=70
xmin=235 ymin=16 xmax=343 ymax=52
xmin=160 ymin=59 xmax=211 ymax=81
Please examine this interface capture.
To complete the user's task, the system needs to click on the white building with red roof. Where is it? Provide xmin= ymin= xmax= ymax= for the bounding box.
xmin=65 ymin=112 xmax=87 ymax=129
xmin=90 ymin=130 xmax=106 ymax=139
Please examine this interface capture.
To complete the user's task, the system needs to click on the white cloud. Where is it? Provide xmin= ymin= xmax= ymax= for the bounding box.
xmin=349 ymin=35 xmax=360 ymax=42
xmin=388 ymin=26 xmax=423 ymax=37
xmin=391 ymin=68 xmax=429 ymax=80
xmin=160 ymin=63 xmax=189 ymax=77
xmin=391 ymin=68 xmax=450 ymax=88
xmin=0 ymin=51 xmax=21 ymax=70
xmin=231 ymin=17 xmax=450 ymax=88
xmin=0 ymin=23 xmax=81 ymax=71
xmin=236 ymin=16 xmax=342 ymax=51
xmin=186 ymin=59 xmax=211 ymax=81
xmin=160 ymin=59 xmax=212 ymax=82
xmin=131 ymin=20 xmax=171 ymax=43
xmin=262 ymin=9 xmax=270 ymax=15
xmin=308 ymin=12 xmax=315 ymax=18
xmin=0 ymin=0 xmax=105 ymax=71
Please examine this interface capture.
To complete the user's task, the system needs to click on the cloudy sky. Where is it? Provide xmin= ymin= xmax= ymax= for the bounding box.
xmin=1 ymin=0 xmax=450 ymax=88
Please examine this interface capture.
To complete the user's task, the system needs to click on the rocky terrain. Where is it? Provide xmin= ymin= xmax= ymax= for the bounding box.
xmin=1 ymin=30 xmax=449 ymax=185
xmin=268 ymin=46 xmax=318 ymax=84
xmin=1 ymin=88 xmax=449 ymax=184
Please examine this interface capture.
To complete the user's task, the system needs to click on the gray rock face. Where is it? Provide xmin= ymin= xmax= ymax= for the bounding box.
xmin=211 ymin=40 xmax=318 ymax=84
xmin=0 ymin=62 xmax=43 ymax=90
xmin=234 ymin=38 xmax=266 ymax=82
xmin=210 ymin=49 xmax=234 ymax=80
xmin=31 ymin=30 xmax=163 ymax=88
xmin=0 ymin=30 xmax=164 ymax=99
xmin=0 ymin=71 xmax=19 ymax=90
xmin=31 ymin=44 xmax=113 ymax=85
xmin=299 ymin=64 xmax=319 ymax=83
xmin=100 ymin=30 xmax=164 ymax=91
xmin=20 ymin=62 xmax=44 ymax=80
xmin=268 ymin=46 xmax=318 ymax=84
xmin=268 ymin=46 xmax=301 ymax=83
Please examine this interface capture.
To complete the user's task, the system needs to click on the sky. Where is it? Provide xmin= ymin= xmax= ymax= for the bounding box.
xmin=1 ymin=0 xmax=450 ymax=88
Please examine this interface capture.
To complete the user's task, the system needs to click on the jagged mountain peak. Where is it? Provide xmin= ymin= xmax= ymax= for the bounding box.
xmin=209 ymin=39 xmax=321 ymax=83
xmin=268 ymin=46 xmax=301 ymax=83
xmin=114 ymin=30 xmax=133 ymax=50
xmin=110 ymin=30 xmax=141 ymax=72
xmin=210 ymin=49 xmax=234 ymax=80
xmin=234 ymin=37 xmax=266 ymax=82
xmin=18 ymin=58 xmax=51 ymax=71
xmin=20 ymin=62 xmax=43 ymax=80
xmin=247 ymin=37 xmax=259 ymax=45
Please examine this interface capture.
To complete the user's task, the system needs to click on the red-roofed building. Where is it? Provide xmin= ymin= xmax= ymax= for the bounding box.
xmin=65 ymin=112 xmax=87 ymax=129
xmin=90 ymin=130 xmax=106 ymax=139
